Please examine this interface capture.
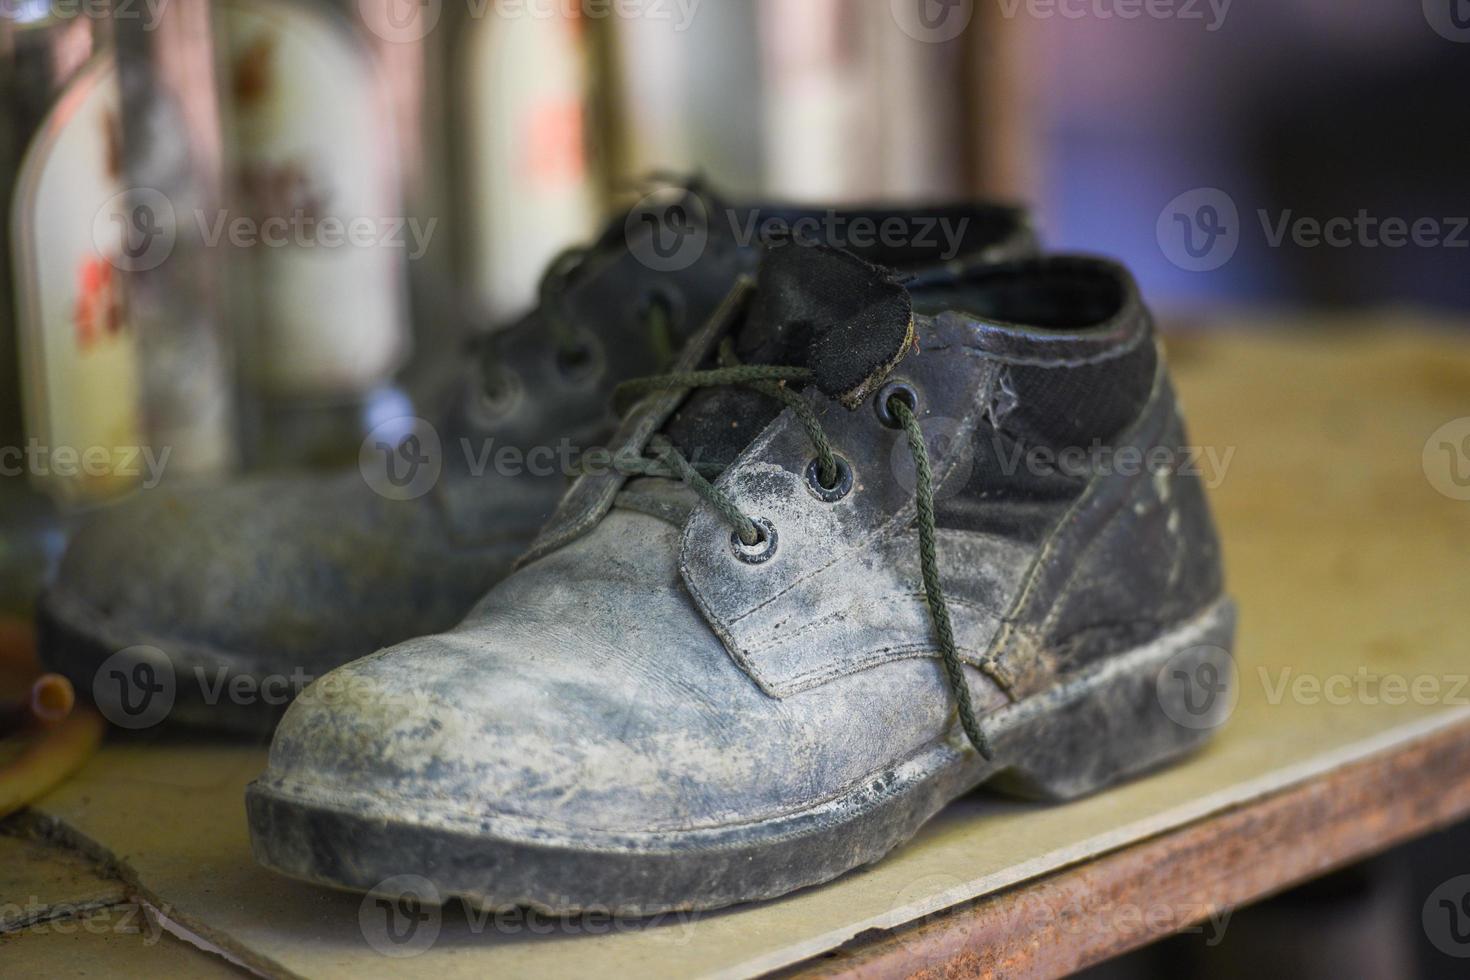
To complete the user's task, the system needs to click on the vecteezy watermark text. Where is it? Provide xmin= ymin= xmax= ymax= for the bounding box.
xmin=988 ymin=437 xmax=1235 ymax=488
xmin=358 ymin=874 xmax=700 ymax=957
xmin=731 ymin=210 xmax=976 ymax=260
xmin=92 ymin=645 xmax=434 ymax=730
xmin=0 ymin=898 xmax=170 ymax=945
xmin=625 ymin=191 xmax=981 ymax=272
xmin=358 ymin=415 xmax=1238 ymax=502
xmin=357 ymin=0 xmax=701 ymax=44
xmin=1258 ymin=210 xmax=1470 ymax=251
xmin=0 ymin=0 xmax=173 ymax=29
xmin=994 ymin=0 xmax=1232 ymax=31
xmin=195 ymin=209 xmax=437 ymax=261
xmin=1159 ymin=188 xmax=1470 ymax=271
xmin=0 ymin=440 xmax=170 ymax=488
xmin=1258 ymin=667 xmax=1470 ymax=708
xmin=94 ymin=190 xmax=438 ymax=272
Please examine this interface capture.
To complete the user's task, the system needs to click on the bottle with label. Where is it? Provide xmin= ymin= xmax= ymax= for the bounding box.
xmin=2 ymin=4 xmax=238 ymax=613
xmin=1 ymin=12 xmax=129 ymax=612
xmin=216 ymin=0 xmax=416 ymax=466
xmin=450 ymin=3 xmax=602 ymax=322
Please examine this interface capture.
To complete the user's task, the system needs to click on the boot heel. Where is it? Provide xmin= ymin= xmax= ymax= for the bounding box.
xmin=987 ymin=598 xmax=1238 ymax=802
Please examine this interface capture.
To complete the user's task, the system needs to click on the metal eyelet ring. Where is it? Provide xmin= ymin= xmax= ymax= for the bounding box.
xmin=730 ymin=518 xmax=778 ymax=565
xmin=874 ymin=380 xmax=920 ymax=429
xmin=805 ymin=456 xmax=853 ymax=503
xmin=554 ymin=328 xmax=605 ymax=384
xmin=470 ymin=366 xmax=523 ymax=426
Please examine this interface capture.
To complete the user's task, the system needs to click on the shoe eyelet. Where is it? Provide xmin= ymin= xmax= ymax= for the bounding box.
xmin=730 ymin=518 xmax=778 ymax=565
xmin=874 ymin=380 xmax=920 ymax=429
xmin=554 ymin=328 xmax=605 ymax=385
xmin=468 ymin=366 xmax=523 ymax=427
xmin=805 ymin=456 xmax=853 ymax=503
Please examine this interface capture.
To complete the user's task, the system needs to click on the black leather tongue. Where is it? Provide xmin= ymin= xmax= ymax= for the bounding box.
xmin=737 ymin=244 xmax=915 ymax=409
xmin=663 ymin=244 xmax=914 ymax=468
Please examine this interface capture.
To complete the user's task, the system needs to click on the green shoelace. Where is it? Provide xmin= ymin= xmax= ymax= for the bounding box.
xmin=606 ymin=344 xmax=994 ymax=761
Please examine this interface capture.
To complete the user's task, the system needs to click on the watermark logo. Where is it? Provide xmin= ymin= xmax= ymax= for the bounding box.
xmin=360 ymin=875 xmax=443 ymax=958
xmin=1257 ymin=666 xmax=1470 ymax=708
xmin=353 ymin=875 xmax=704 ymax=955
xmin=196 ymin=209 xmax=437 ymax=259
xmin=1157 ymin=644 xmax=1237 ymax=730
xmin=1424 ymin=0 xmax=1470 ymax=42
xmin=94 ymin=187 xmax=176 ymax=272
xmin=0 ymin=441 xmax=171 ymax=488
xmin=1 ymin=0 xmax=173 ymax=30
xmin=891 ymin=0 xmax=975 ymax=42
xmin=96 ymin=189 xmax=437 ymax=262
xmin=994 ymin=0 xmax=1232 ymax=31
xmin=92 ymin=646 xmax=176 ymax=730
xmin=626 ymin=188 xmax=710 ymax=273
xmin=738 ymin=210 xmax=975 ymax=261
xmin=360 ymin=417 xmax=443 ymax=501
xmin=359 ymin=0 xmax=444 ymax=43
xmin=1162 ymin=191 xmax=1470 ymax=271
xmin=1 ymin=898 xmax=170 ymax=945
xmin=1424 ymin=418 xmax=1470 ymax=502
xmin=1258 ymin=211 xmax=1469 ymax=251
xmin=1424 ymin=875 xmax=1470 ymax=958
xmin=1157 ymin=188 xmax=1239 ymax=272
xmin=357 ymin=0 xmax=701 ymax=40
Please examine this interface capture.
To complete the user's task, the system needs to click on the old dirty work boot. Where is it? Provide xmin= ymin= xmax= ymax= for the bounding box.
xmin=37 ymin=190 xmax=1036 ymax=732
xmin=247 ymin=245 xmax=1236 ymax=914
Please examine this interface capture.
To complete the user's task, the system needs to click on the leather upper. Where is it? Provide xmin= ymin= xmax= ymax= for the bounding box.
xmin=259 ymin=253 xmax=1229 ymax=834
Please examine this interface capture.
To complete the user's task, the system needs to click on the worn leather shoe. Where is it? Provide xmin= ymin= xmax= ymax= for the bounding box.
xmin=247 ymin=245 xmax=1235 ymax=913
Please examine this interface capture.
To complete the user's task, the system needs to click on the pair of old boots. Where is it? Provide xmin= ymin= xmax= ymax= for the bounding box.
xmin=39 ymin=187 xmax=1234 ymax=915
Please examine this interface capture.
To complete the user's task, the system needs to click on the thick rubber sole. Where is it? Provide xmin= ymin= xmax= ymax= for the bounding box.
xmin=37 ymin=589 xmax=299 ymax=736
xmin=246 ymin=598 xmax=1237 ymax=917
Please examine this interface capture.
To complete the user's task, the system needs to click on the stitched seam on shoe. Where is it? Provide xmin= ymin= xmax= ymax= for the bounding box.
xmin=743 ymin=590 xmax=997 ymax=655
xmin=757 ymin=641 xmax=1007 ymax=697
xmin=986 ymin=356 xmax=1172 ymax=680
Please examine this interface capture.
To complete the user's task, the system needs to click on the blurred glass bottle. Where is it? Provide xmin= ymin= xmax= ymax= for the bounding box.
xmin=0 ymin=7 xmax=102 ymax=612
xmin=755 ymin=0 xmax=970 ymax=201
xmin=216 ymin=0 xmax=416 ymax=466
xmin=446 ymin=2 xmax=602 ymax=322
xmin=369 ymin=1 xmax=608 ymax=416
xmin=1 ymin=2 xmax=236 ymax=614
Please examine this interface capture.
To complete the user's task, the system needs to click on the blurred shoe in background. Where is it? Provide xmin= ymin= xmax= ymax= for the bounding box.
xmin=36 ymin=184 xmax=1036 ymax=732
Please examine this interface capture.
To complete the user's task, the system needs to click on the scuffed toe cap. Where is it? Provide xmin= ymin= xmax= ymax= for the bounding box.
xmin=261 ymin=626 xmax=767 ymax=837
xmin=256 ymin=512 xmax=982 ymax=837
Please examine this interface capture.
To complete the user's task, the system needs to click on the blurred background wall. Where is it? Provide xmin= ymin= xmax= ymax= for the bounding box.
xmin=3 ymin=0 xmax=1466 ymax=598
xmin=598 ymin=0 xmax=1470 ymax=313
